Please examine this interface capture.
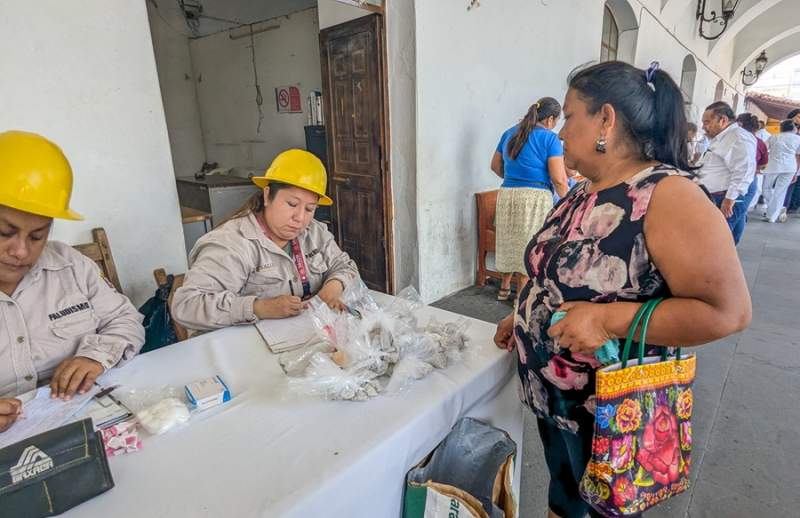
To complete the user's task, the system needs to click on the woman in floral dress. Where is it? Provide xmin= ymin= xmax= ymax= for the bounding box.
xmin=494 ymin=62 xmax=752 ymax=518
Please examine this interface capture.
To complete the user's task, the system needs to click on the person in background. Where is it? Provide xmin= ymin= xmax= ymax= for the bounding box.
xmin=491 ymin=97 xmax=569 ymax=301
xmin=698 ymin=102 xmax=757 ymax=244
xmin=756 ymin=120 xmax=771 ymax=143
xmin=735 ymin=113 xmax=768 ymax=218
xmin=172 ymin=149 xmax=360 ymax=333
xmin=781 ymin=108 xmax=800 ymax=215
xmin=790 ymin=109 xmax=800 ymax=132
xmin=493 ymin=62 xmax=751 ymax=518
xmin=762 ymin=119 xmax=800 ymax=223
xmin=686 ymin=122 xmax=707 ymax=165
xmin=0 ymin=131 xmax=144 ymax=433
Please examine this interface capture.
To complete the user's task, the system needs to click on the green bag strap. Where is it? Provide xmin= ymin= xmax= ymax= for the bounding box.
xmin=620 ymin=299 xmax=658 ymax=369
xmin=636 ymin=297 xmax=664 ymax=364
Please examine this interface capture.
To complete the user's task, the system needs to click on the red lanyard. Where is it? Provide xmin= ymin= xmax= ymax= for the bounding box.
xmin=290 ymin=238 xmax=311 ymax=299
xmin=255 ymin=213 xmax=311 ymax=299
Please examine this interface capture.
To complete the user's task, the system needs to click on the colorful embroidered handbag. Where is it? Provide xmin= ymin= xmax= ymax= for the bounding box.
xmin=579 ymin=299 xmax=696 ymax=516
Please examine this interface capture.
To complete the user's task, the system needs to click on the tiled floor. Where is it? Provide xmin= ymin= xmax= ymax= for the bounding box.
xmin=432 ymin=215 xmax=800 ymax=517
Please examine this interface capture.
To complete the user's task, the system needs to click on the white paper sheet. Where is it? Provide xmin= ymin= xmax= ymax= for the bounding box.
xmin=0 ymin=386 xmax=99 ymax=449
xmin=254 ymin=311 xmax=321 ymax=353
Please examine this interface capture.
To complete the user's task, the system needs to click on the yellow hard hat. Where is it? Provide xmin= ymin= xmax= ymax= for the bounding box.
xmin=0 ymin=130 xmax=83 ymax=220
xmin=252 ymin=149 xmax=333 ymax=206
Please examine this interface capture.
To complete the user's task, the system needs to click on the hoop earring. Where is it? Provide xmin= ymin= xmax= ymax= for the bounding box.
xmin=595 ymin=136 xmax=607 ymax=154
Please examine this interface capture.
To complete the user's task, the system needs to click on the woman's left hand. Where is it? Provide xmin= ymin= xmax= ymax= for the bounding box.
xmin=318 ymin=280 xmax=345 ymax=311
xmin=547 ymin=301 xmax=614 ymax=355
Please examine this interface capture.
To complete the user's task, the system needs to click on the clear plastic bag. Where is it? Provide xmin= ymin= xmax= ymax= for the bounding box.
xmin=279 ymin=341 xmax=335 ymax=376
xmin=385 ymin=286 xmax=424 ymax=329
xmin=291 ymin=284 xmax=471 ymax=400
xmin=116 ymin=386 xmax=191 ymax=435
xmin=385 ymin=354 xmax=434 ymax=394
xmin=340 ymin=278 xmax=381 ymax=316
xmin=425 ymin=316 xmax=471 ymax=364
xmin=287 ymin=352 xmax=382 ymax=401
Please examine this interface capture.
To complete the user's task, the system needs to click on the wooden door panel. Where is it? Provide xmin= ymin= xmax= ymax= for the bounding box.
xmin=321 ymin=14 xmax=388 ymax=292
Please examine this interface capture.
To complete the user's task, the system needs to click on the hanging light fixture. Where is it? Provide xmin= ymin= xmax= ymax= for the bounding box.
xmin=697 ymin=0 xmax=738 ymax=40
xmin=741 ymin=51 xmax=769 ymax=87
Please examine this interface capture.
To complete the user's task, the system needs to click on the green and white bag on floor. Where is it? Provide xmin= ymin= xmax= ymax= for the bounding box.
xmin=403 ymin=418 xmax=517 ymax=518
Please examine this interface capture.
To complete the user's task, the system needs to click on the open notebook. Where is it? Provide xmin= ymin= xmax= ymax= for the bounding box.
xmin=255 ymin=311 xmax=322 ymax=353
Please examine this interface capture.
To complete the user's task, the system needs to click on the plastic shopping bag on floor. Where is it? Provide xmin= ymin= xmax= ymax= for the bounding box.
xmin=404 ymin=417 xmax=517 ymax=518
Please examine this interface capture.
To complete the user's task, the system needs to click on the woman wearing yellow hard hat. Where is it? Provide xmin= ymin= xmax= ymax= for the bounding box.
xmin=0 ymin=130 xmax=144 ymax=433
xmin=172 ymin=149 xmax=360 ymax=333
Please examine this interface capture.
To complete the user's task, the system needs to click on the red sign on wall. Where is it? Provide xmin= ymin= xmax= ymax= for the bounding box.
xmin=275 ymin=86 xmax=303 ymax=113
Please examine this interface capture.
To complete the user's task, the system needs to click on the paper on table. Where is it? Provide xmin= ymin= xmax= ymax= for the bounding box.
xmin=0 ymin=386 xmax=99 ymax=449
xmin=255 ymin=311 xmax=322 ymax=353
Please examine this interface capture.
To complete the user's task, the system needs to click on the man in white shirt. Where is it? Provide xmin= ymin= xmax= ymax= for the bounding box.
xmin=698 ymin=101 xmax=757 ymax=244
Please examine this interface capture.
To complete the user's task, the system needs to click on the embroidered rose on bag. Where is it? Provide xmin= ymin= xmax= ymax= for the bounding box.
xmin=636 ymin=405 xmax=681 ymax=486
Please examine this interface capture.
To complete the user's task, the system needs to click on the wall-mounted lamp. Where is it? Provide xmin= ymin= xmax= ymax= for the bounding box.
xmin=696 ymin=0 xmax=737 ymax=40
xmin=741 ymin=51 xmax=768 ymax=86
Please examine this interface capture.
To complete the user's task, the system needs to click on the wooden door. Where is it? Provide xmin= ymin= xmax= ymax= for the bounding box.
xmin=320 ymin=14 xmax=389 ymax=292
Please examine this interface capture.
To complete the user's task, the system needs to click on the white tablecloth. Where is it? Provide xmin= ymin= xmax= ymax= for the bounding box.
xmin=65 ymin=297 xmax=524 ymax=517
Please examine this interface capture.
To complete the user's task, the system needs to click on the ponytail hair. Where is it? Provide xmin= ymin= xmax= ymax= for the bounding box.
xmin=569 ymin=61 xmax=693 ymax=171
xmin=506 ymin=97 xmax=562 ymax=160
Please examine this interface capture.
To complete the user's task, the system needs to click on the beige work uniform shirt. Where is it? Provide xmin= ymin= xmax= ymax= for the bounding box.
xmin=0 ymin=242 xmax=145 ymax=398
xmin=172 ymin=213 xmax=360 ymax=332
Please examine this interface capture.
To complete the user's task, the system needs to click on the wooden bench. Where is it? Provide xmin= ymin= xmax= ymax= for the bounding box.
xmin=475 ymin=190 xmax=502 ymax=287
xmin=74 ymin=228 xmax=123 ymax=293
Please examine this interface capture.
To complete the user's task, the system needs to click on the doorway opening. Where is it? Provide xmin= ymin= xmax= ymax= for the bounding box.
xmin=146 ymin=0 xmax=393 ymax=293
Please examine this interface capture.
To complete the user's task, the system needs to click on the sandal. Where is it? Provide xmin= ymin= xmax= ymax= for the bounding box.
xmin=497 ymin=287 xmax=512 ymax=301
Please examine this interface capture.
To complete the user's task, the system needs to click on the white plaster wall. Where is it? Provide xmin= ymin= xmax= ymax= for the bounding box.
xmin=146 ymin=0 xmax=207 ymax=178
xmin=0 ymin=0 xmax=188 ymax=306
xmin=318 ymin=0 xmax=370 ymax=30
xmin=413 ymin=0 xmax=604 ymax=302
xmin=190 ymin=8 xmax=323 ymax=171
xmin=387 ymin=0 xmax=418 ymax=291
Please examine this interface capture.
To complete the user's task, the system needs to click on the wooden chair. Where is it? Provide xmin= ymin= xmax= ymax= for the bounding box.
xmin=74 ymin=228 xmax=123 ymax=293
xmin=475 ymin=190 xmax=502 ymax=287
xmin=153 ymin=268 xmax=189 ymax=343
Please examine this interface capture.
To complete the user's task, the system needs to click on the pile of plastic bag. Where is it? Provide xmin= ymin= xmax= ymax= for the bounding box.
xmin=284 ymin=282 xmax=470 ymax=401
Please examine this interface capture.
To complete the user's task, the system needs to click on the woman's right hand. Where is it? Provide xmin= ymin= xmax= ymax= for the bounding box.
xmin=0 ymin=398 xmax=22 ymax=433
xmin=255 ymin=295 xmax=304 ymax=319
xmin=494 ymin=314 xmax=516 ymax=352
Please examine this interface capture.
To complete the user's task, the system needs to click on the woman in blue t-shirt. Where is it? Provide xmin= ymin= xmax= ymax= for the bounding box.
xmin=491 ymin=97 xmax=569 ymax=300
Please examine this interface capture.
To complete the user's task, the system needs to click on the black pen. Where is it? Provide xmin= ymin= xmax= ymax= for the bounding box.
xmin=289 ymin=280 xmax=295 ymax=296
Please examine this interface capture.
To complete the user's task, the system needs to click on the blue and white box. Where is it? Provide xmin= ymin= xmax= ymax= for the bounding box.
xmin=184 ymin=376 xmax=231 ymax=411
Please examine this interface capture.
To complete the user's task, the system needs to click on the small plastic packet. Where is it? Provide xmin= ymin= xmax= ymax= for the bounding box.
xmin=116 ymin=386 xmax=191 ymax=435
xmin=101 ymin=420 xmax=142 ymax=456
xmin=136 ymin=399 xmax=191 ymax=435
